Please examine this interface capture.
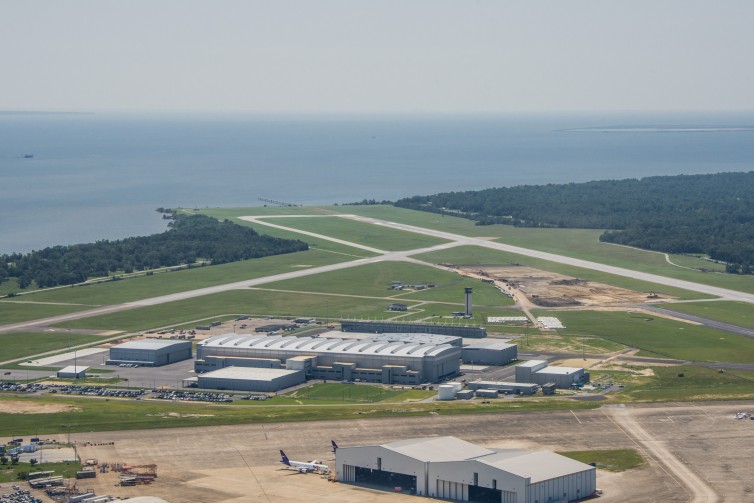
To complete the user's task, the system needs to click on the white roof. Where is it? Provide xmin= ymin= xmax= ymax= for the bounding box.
xmin=199 ymin=366 xmax=300 ymax=380
xmin=58 ymin=366 xmax=88 ymax=374
xmin=464 ymin=340 xmax=516 ymax=351
xmin=477 ymin=449 xmax=593 ymax=482
xmin=536 ymin=366 xmax=583 ymax=375
xmin=382 ymin=436 xmax=494 ymax=462
xmin=200 ymin=335 xmax=457 ymax=359
xmin=112 ymin=339 xmax=190 ymax=350
xmin=517 ymin=359 xmax=547 ymax=368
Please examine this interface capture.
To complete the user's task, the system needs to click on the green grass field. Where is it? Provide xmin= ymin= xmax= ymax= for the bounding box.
xmin=56 ymin=289 xmax=407 ymax=332
xmin=618 ymin=366 xmax=754 ymax=402
xmin=274 ymin=383 xmax=434 ymax=404
xmin=16 ymin=248 xmax=351 ymax=307
xmin=263 ymin=260 xmax=513 ymax=307
xmin=0 ymin=302 xmax=92 ymax=325
xmin=0 ymin=332 xmax=104 ymax=363
xmin=558 ymin=449 xmax=644 ymax=472
xmin=660 ymin=301 xmax=754 ymax=330
xmin=548 ymin=310 xmax=754 ymax=363
xmin=0 ymin=460 xmax=83 ymax=483
xmin=255 ymin=215 xmax=450 ymax=251
xmin=0 ymin=394 xmax=601 ymax=436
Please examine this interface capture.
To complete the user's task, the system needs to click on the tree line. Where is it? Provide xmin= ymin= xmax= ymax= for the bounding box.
xmin=394 ymin=171 xmax=754 ymax=273
xmin=0 ymin=214 xmax=308 ymax=289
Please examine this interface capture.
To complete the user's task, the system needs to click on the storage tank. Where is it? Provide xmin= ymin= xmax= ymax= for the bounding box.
xmin=449 ymin=382 xmax=464 ymax=392
xmin=437 ymin=384 xmax=457 ymax=401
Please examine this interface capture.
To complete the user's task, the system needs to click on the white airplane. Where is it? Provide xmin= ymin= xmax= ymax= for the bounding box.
xmin=279 ymin=450 xmax=330 ymax=474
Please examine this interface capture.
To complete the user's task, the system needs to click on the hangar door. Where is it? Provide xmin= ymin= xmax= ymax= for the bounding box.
xmin=436 ymin=480 xmax=468 ymax=501
xmin=350 ymin=466 xmax=417 ymax=494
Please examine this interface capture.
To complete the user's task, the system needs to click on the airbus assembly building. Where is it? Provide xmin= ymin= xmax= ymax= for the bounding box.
xmin=195 ymin=334 xmax=461 ymax=384
xmin=336 ymin=436 xmax=596 ymax=503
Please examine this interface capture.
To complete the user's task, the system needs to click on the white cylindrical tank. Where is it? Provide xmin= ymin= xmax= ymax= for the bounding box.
xmin=449 ymin=382 xmax=464 ymax=392
xmin=438 ymin=384 xmax=456 ymax=400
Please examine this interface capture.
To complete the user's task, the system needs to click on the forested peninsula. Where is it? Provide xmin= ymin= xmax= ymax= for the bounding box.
xmin=395 ymin=171 xmax=754 ymax=273
xmin=0 ymin=214 xmax=308 ymax=289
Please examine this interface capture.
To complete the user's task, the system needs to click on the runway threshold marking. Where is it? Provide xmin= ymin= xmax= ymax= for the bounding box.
xmin=570 ymin=410 xmax=582 ymax=424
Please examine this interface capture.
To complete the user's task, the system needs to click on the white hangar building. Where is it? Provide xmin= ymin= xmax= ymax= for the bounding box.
xmin=336 ymin=436 xmax=596 ymax=503
xmin=107 ymin=339 xmax=192 ymax=367
xmin=195 ymin=334 xmax=461 ymax=384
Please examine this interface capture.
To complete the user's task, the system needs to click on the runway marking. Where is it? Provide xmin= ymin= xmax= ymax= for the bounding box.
xmin=570 ymin=410 xmax=582 ymax=424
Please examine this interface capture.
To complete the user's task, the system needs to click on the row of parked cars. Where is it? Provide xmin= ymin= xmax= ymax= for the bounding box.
xmin=0 ymin=383 xmax=47 ymax=393
xmin=48 ymin=384 xmax=147 ymax=398
xmin=153 ymin=390 xmax=233 ymax=403
xmin=0 ymin=489 xmax=41 ymax=503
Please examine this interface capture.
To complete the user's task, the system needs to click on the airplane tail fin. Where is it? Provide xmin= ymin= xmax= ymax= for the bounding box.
xmin=279 ymin=450 xmax=291 ymax=465
xmin=331 ymin=440 xmax=338 ymax=453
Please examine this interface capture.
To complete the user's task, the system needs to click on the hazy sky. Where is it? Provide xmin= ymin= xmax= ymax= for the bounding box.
xmin=2 ymin=1 xmax=753 ymax=114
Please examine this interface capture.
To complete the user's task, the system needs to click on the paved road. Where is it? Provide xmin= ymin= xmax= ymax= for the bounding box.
xmin=3 ymin=213 xmax=754 ymax=335
xmin=644 ymin=306 xmax=754 ymax=339
xmin=605 ymin=406 xmax=720 ymax=503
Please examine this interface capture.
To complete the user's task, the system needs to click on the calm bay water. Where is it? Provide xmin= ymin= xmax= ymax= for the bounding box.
xmin=2 ymin=112 xmax=754 ymax=254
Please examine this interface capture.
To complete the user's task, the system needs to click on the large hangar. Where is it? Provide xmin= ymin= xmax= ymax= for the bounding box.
xmin=107 ymin=339 xmax=192 ymax=367
xmin=336 ymin=436 xmax=596 ymax=503
xmin=196 ymin=334 xmax=461 ymax=384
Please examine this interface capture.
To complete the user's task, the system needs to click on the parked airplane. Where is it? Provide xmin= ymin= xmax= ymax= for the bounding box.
xmin=279 ymin=450 xmax=330 ymax=474
xmin=331 ymin=440 xmax=338 ymax=454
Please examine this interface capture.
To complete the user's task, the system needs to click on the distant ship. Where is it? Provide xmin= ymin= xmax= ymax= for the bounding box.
xmin=23 ymin=154 xmax=33 ymax=159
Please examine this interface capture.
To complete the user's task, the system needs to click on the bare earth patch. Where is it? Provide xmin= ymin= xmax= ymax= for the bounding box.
xmin=459 ymin=265 xmax=676 ymax=307
xmin=0 ymin=400 xmax=81 ymax=414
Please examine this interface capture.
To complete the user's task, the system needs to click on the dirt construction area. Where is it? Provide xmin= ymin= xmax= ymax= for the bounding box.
xmin=23 ymin=401 xmax=754 ymax=503
xmin=461 ymin=265 xmax=672 ymax=307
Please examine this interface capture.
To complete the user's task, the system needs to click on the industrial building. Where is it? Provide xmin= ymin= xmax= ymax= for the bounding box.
xmin=462 ymin=340 xmax=518 ymax=366
xmin=107 ymin=339 xmax=192 ymax=367
xmin=57 ymin=366 xmax=88 ymax=379
xmin=366 ymin=333 xmax=463 ymax=347
xmin=341 ymin=320 xmax=487 ymax=338
xmin=336 ymin=436 xmax=597 ymax=502
xmin=467 ymin=381 xmax=539 ymax=396
xmin=195 ymin=334 xmax=461 ymax=384
xmin=197 ymin=367 xmax=305 ymax=392
xmin=515 ymin=360 xmax=588 ymax=389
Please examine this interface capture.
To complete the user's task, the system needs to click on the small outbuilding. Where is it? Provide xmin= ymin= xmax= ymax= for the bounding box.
xmin=57 ymin=366 xmax=88 ymax=379
xmin=388 ymin=303 xmax=409 ymax=312
xmin=107 ymin=339 xmax=192 ymax=367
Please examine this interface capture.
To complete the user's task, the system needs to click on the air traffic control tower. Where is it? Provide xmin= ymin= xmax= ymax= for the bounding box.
xmin=464 ymin=287 xmax=473 ymax=317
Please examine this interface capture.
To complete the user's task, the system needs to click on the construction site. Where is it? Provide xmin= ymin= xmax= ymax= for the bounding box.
xmin=457 ymin=265 xmax=671 ymax=308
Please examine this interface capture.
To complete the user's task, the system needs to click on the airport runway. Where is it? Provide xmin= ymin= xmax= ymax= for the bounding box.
xmin=3 ymin=214 xmax=754 ymax=336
